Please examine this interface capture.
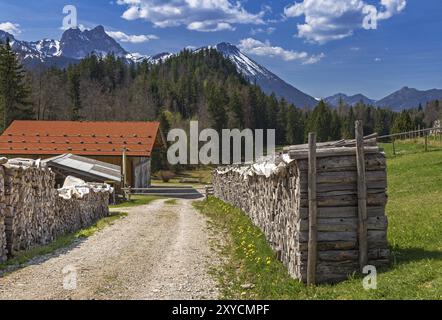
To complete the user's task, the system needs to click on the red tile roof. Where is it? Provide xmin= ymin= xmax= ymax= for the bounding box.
xmin=0 ymin=121 xmax=161 ymax=157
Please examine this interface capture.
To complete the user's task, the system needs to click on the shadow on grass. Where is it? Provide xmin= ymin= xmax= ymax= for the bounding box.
xmin=391 ymin=247 xmax=442 ymax=265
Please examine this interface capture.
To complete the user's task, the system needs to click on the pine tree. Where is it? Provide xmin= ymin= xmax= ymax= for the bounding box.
xmin=67 ymin=66 xmax=82 ymax=121
xmin=392 ymin=110 xmax=413 ymax=133
xmin=0 ymin=38 xmax=33 ymax=132
xmin=306 ymin=100 xmax=332 ymax=142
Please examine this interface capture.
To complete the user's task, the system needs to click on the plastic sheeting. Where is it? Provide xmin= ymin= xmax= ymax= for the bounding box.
xmin=58 ymin=176 xmax=114 ymax=200
xmin=215 ymin=153 xmax=294 ymax=179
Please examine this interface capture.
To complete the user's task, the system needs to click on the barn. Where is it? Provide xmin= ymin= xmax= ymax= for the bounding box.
xmin=0 ymin=121 xmax=165 ymax=188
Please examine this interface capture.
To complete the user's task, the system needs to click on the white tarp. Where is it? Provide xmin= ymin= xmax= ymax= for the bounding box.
xmin=215 ymin=153 xmax=294 ymax=179
xmin=58 ymin=176 xmax=114 ymax=200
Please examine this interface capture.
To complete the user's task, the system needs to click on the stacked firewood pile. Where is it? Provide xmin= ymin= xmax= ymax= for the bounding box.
xmin=54 ymin=187 xmax=110 ymax=238
xmin=0 ymin=159 xmax=6 ymax=262
xmin=0 ymin=158 xmax=111 ymax=259
xmin=212 ymin=137 xmax=390 ymax=283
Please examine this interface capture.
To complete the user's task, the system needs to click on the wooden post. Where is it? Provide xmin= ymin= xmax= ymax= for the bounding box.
xmin=355 ymin=121 xmax=368 ymax=271
xmin=425 ymin=133 xmax=428 ymax=152
xmin=307 ymin=132 xmax=317 ymax=286
xmin=122 ymin=146 xmax=128 ymax=188
xmin=392 ymin=137 xmax=396 ymax=156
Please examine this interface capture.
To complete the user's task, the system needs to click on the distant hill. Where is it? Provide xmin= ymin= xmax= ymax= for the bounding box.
xmin=325 ymin=87 xmax=442 ymax=110
xmin=325 ymin=93 xmax=375 ymax=107
xmin=375 ymin=87 xmax=442 ymax=111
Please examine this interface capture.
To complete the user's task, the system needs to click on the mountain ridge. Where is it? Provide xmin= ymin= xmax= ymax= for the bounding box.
xmin=2 ymin=26 xmax=442 ymax=110
xmin=324 ymin=93 xmax=375 ymax=107
xmin=325 ymin=87 xmax=442 ymax=111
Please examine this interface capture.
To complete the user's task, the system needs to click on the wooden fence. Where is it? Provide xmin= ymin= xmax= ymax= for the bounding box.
xmin=378 ymin=127 xmax=442 ymax=155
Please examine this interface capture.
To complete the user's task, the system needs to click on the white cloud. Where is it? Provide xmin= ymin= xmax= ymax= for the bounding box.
xmin=238 ymin=38 xmax=325 ymax=64
xmin=374 ymin=57 xmax=382 ymax=62
xmin=251 ymin=27 xmax=276 ymax=35
xmin=187 ymin=21 xmax=235 ymax=32
xmin=303 ymin=52 xmax=326 ymax=64
xmin=0 ymin=22 xmax=21 ymax=35
xmin=106 ymin=30 xmax=159 ymax=43
xmin=284 ymin=0 xmax=406 ymax=44
xmin=116 ymin=0 xmax=265 ymax=31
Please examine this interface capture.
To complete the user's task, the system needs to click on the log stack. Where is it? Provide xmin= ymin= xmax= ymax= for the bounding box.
xmin=0 ymin=159 xmax=111 ymax=259
xmin=0 ymin=161 xmax=6 ymax=262
xmin=213 ymin=136 xmax=390 ymax=283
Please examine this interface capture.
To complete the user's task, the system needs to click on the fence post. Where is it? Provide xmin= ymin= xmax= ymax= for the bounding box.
xmin=355 ymin=121 xmax=368 ymax=271
xmin=425 ymin=133 xmax=428 ymax=152
xmin=392 ymin=137 xmax=396 ymax=156
xmin=307 ymin=132 xmax=317 ymax=286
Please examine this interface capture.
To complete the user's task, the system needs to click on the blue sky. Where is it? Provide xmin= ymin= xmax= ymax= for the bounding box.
xmin=0 ymin=0 xmax=441 ymax=100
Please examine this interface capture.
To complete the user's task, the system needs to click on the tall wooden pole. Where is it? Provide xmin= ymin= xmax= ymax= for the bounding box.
xmin=122 ymin=146 xmax=128 ymax=188
xmin=355 ymin=121 xmax=368 ymax=271
xmin=307 ymin=132 xmax=317 ymax=286
xmin=392 ymin=137 xmax=396 ymax=156
xmin=425 ymin=133 xmax=428 ymax=152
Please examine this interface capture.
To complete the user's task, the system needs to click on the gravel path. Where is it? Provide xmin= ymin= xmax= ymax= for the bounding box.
xmin=0 ymin=199 xmax=220 ymax=300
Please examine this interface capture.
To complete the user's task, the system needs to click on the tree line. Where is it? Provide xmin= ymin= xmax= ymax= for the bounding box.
xmin=1 ymin=38 xmax=441 ymax=145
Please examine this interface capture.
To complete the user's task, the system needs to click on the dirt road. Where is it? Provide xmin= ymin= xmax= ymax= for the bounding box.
xmin=0 ymin=199 xmax=219 ymax=300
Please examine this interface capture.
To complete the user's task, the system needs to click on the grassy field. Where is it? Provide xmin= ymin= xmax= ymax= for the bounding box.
xmin=381 ymin=136 xmax=442 ymax=156
xmin=0 ymin=212 xmax=127 ymax=272
xmin=194 ymin=141 xmax=442 ymax=299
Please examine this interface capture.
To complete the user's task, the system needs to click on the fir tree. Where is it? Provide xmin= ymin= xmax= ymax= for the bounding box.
xmin=0 ymin=38 xmax=33 ymax=132
xmin=306 ymin=100 xmax=332 ymax=142
xmin=67 ymin=66 xmax=82 ymax=121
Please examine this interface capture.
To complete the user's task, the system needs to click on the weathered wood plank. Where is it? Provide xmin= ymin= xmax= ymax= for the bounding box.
xmin=298 ymin=216 xmax=388 ymax=232
xmin=299 ymin=206 xmax=385 ymax=219
xmin=356 ymin=120 xmax=368 ymax=271
xmin=307 ymin=132 xmax=318 ymax=285
xmin=289 ymin=146 xmax=380 ymax=160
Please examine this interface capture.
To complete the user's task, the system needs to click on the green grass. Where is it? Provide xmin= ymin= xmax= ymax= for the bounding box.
xmin=165 ymin=199 xmax=178 ymax=205
xmin=194 ymin=145 xmax=442 ymax=300
xmin=0 ymin=212 xmax=127 ymax=271
xmin=109 ymin=195 xmax=161 ymax=209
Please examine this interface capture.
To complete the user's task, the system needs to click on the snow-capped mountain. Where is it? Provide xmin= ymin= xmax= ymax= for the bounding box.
xmin=2 ymin=25 xmax=441 ymax=110
xmin=59 ymin=26 xmax=127 ymax=60
xmin=211 ymin=42 xmax=318 ymax=108
xmin=0 ymin=26 xmax=149 ymax=68
xmin=325 ymin=93 xmax=375 ymax=107
xmin=0 ymin=26 xmax=318 ymax=107
xmin=154 ymin=43 xmax=318 ymax=108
